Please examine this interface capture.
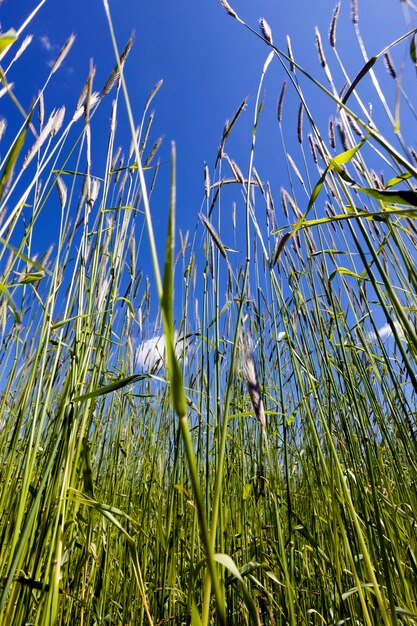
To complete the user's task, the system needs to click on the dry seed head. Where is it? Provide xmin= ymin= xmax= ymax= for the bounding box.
xmin=313 ymin=137 xmax=326 ymax=160
xmin=329 ymin=3 xmax=340 ymax=47
xmin=351 ymin=0 xmax=358 ymax=24
xmin=200 ymin=212 xmax=228 ymax=260
xmin=209 ymin=240 xmax=214 ymax=277
xmin=259 ymin=18 xmax=273 ymax=44
xmin=308 ymin=133 xmax=318 ymax=163
xmin=23 ymin=106 xmax=65 ymax=168
xmin=230 ymin=158 xmax=245 ymax=183
xmin=370 ymin=170 xmax=383 ymax=190
xmin=220 ymin=0 xmax=237 ymax=19
xmin=336 ymin=119 xmax=349 ymax=151
xmin=102 ymin=36 xmax=133 ymax=97
xmin=252 ymin=167 xmax=264 ymax=195
xmin=111 ymin=145 xmax=122 ymax=171
xmin=347 ymin=114 xmax=362 ymax=137
xmin=297 ymin=102 xmax=304 ymax=144
xmin=266 ymin=182 xmax=276 ymax=230
xmin=280 ymin=186 xmax=289 ymax=219
xmin=50 ymin=106 xmax=65 ymax=136
xmin=204 ymin=164 xmax=210 ymax=198
xmin=12 ymin=34 xmax=33 ymax=63
xmin=287 ymin=35 xmax=295 ymax=72
xmin=129 ymin=236 xmax=136 ymax=279
xmin=144 ymin=79 xmax=163 ymax=113
xmin=315 ymin=27 xmax=327 ymax=68
xmin=384 ymin=52 xmax=397 ymax=79
xmin=328 ymin=116 xmax=336 ymax=149
xmin=277 ymin=81 xmax=287 ymax=123
xmin=239 ymin=331 xmax=266 ymax=432
xmin=140 ymin=112 xmax=155 ymax=155
xmin=50 ymin=34 xmax=75 ymax=74
xmin=144 ymin=136 xmax=163 ymax=167
xmin=38 ymin=91 xmax=45 ymax=127
xmin=56 ymin=175 xmax=67 ymax=208
xmin=287 ymin=189 xmax=301 ymax=218
xmin=72 ymin=92 xmax=99 ymax=123
xmin=89 ymin=178 xmax=101 ymax=205
xmin=0 ymin=117 xmax=6 ymax=142
xmin=287 ymin=153 xmax=304 ymax=187
xmin=76 ymin=76 xmax=89 ymax=111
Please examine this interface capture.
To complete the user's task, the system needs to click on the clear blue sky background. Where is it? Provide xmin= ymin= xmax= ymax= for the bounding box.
xmin=1 ymin=0 xmax=415 ymax=301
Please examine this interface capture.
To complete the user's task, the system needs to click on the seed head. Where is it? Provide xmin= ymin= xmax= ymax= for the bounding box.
xmin=259 ymin=18 xmax=273 ymax=45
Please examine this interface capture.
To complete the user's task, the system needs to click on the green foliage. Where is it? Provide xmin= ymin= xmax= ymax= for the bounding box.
xmin=0 ymin=3 xmax=416 ymax=626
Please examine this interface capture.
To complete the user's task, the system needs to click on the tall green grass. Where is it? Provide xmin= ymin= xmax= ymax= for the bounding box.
xmin=0 ymin=1 xmax=416 ymax=624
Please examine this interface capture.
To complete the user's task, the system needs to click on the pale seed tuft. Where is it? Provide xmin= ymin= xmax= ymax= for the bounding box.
xmin=220 ymin=0 xmax=238 ymax=18
xmin=50 ymin=34 xmax=75 ymax=75
xmin=259 ymin=18 xmax=273 ymax=45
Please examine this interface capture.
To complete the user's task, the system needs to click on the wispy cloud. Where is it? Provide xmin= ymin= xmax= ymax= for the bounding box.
xmin=368 ymin=321 xmax=405 ymax=343
xmin=39 ymin=35 xmax=56 ymax=52
xmin=136 ymin=332 xmax=187 ymax=372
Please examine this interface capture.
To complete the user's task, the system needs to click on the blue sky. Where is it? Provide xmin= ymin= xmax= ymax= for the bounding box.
xmin=1 ymin=0 xmax=416 ymax=348
xmin=2 ymin=0 xmax=413 ymax=239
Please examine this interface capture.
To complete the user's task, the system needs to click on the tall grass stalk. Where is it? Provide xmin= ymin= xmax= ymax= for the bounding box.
xmin=0 ymin=2 xmax=416 ymax=625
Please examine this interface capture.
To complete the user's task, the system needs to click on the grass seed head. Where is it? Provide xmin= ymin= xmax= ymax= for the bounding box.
xmin=329 ymin=116 xmax=336 ymax=149
xmin=329 ymin=3 xmax=340 ymax=47
xmin=239 ymin=330 xmax=266 ymax=432
xmin=0 ymin=117 xmax=6 ymax=142
xmin=220 ymin=0 xmax=238 ymax=19
xmin=315 ymin=27 xmax=327 ymax=68
xmin=56 ymin=175 xmax=67 ymax=208
xmin=50 ymin=34 xmax=75 ymax=75
xmin=287 ymin=35 xmax=295 ymax=71
xmin=297 ymin=102 xmax=304 ymax=144
xmin=38 ymin=91 xmax=45 ymax=127
xmin=277 ymin=81 xmax=287 ymax=123
xmin=308 ymin=133 xmax=318 ymax=163
xmin=384 ymin=52 xmax=397 ymax=79
xmin=351 ymin=0 xmax=358 ymax=24
xmin=259 ymin=18 xmax=273 ymax=45
xmin=12 ymin=34 xmax=33 ymax=64
xmin=204 ymin=164 xmax=210 ymax=198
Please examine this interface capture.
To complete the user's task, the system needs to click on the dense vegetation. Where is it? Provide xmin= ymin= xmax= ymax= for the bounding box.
xmin=0 ymin=1 xmax=416 ymax=624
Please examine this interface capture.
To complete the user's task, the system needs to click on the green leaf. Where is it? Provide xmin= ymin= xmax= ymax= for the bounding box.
xmin=214 ymin=553 xmax=244 ymax=582
xmin=81 ymin=437 xmax=94 ymax=498
xmin=72 ymin=374 xmax=146 ymax=402
xmin=357 ymin=187 xmax=417 ymax=206
xmin=0 ymin=29 xmax=17 ymax=55
xmin=0 ymin=237 xmax=50 ymax=275
xmin=161 ymin=143 xmax=187 ymax=417
xmin=342 ymin=583 xmax=375 ymax=601
xmin=242 ymin=483 xmax=251 ymax=500
xmin=191 ymin=600 xmax=203 ymax=626
xmin=307 ymin=166 xmax=329 ymax=212
xmin=17 ymin=271 xmax=45 ymax=285
xmin=342 ymin=56 xmax=377 ymax=105
xmin=411 ymin=33 xmax=417 ymax=68
xmin=213 ymin=554 xmax=261 ymax=626
xmin=0 ymin=118 xmax=29 ymax=202
xmin=330 ymin=135 xmax=368 ymax=166
xmin=329 ymin=267 xmax=364 ymax=282
xmin=385 ymin=172 xmax=413 ymax=188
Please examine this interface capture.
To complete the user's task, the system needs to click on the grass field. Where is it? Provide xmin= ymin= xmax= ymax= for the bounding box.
xmin=0 ymin=2 xmax=417 ymax=624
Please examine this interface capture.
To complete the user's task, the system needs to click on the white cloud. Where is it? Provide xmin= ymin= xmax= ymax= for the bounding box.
xmin=136 ymin=332 xmax=187 ymax=372
xmin=39 ymin=35 xmax=55 ymax=52
xmin=368 ymin=321 xmax=406 ymax=343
